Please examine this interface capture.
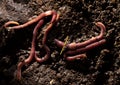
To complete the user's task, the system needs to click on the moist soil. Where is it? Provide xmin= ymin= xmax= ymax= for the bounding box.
xmin=0 ymin=0 xmax=120 ymax=85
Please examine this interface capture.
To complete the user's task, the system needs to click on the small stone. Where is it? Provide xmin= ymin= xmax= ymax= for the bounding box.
xmin=50 ymin=79 xmax=56 ymax=85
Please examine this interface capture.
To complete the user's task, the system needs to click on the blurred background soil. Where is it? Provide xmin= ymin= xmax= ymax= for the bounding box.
xmin=0 ymin=0 xmax=120 ymax=85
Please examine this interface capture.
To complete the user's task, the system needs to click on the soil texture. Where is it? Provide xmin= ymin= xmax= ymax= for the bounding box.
xmin=0 ymin=0 xmax=120 ymax=85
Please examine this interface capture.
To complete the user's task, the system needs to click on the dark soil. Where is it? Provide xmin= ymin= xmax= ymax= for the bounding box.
xmin=0 ymin=0 xmax=120 ymax=85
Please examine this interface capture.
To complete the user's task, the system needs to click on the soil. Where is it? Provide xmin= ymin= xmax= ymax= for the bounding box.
xmin=0 ymin=0 xmax=120 ymax=85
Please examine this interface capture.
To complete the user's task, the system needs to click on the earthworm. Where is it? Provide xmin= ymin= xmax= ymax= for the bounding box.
xmin=66 ymin=39 xmax=106 ymax=55
xmin=35 ymin=44 xmax=50 ymax=63
xmin=16 ymin=19 xmax=44 ymax=80
xmin=4 ymin=21 xmax=19 ymax=28
xmin=34 ymin=23 xmax=53 ymax=63
xmin=54 ymin=22 xmax=106 ymax=50
xmin=35 ymin=14 xmax=60 ymax=62
xmin=63 ymin=39 xmax=106 ymax=61
xmin=4 ymin=10 xmax=57 ymax=30
xmin=64 ymin=53 xmax=87 ymax=61
xmin=16 ymin=12 xmax=59 ymax=80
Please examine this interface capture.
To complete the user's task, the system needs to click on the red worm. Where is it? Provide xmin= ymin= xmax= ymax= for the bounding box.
xmin=54 ymin=22 xmax=106 ymax=50
xmin=35 ymin=14 xmax=60 ymax=62
xmin=4 ymin=10 xmax=57 ymax=30
xmin=64 ymin=53 xmax=87 ymax=61
xmin=66 ymin=39 xmax=106 ymax=55
xmin=16 ymin=12 xmax=59 ymax=80
xmin=16 ymin=19 xmax=44 ymax=80
xmin=4 ymin=21 xmax=19 ymax=28
xmin=34 ymin=23 xmax=53 ymax=63
xmin=35 ymin=44 xmax=50 ymax=63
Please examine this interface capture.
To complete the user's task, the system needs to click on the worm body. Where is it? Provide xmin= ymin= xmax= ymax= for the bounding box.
xmin=54 ymin=22 xmax=106 ymax=61
xmin=15 ymin=10 xmax=59 ymax=80
xmin=35 ymin=13 xmax=59 ymax=63
xmin=64 ymin=53 xmax=86 ymax=61
xmin=54 ymin=22 xmax=106 ymax=50
xmin=16 ymin=19 xmax=44 ymax=80
xmin=4 ymin=10 xmax=57 ymax=30
xmin=4 ymin=21 xmax=19 ymax=28
xmin=66 ymin=39 xmax=106 ymax=55
xmin=35 ymin=44 xmax=50 ymax=63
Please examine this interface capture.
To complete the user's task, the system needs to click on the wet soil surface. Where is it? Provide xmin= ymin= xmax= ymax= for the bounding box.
xmin=0 ymin=0 xmax=120 ymax=85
